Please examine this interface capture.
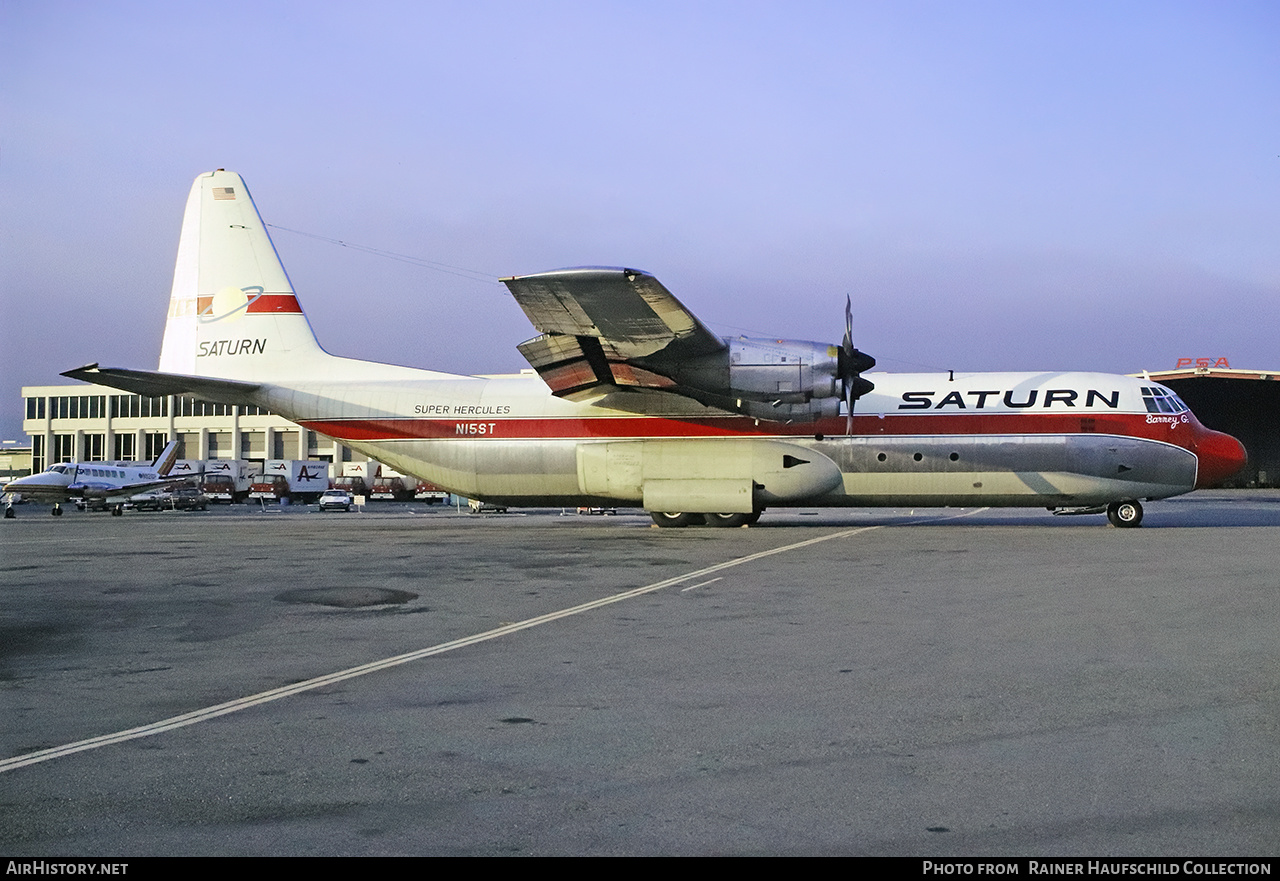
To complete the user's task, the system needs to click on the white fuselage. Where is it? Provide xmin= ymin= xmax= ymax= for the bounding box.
xmin=247 ymin=368 xmax=1220 ymax=509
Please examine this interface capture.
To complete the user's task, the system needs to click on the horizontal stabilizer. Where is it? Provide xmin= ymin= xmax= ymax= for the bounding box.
xmin=61 ymin=364 xmax=262 ymax=406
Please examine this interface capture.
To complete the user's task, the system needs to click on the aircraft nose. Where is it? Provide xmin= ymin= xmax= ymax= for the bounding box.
xmin=1195 ymin=428 xmax=1248 ymax=488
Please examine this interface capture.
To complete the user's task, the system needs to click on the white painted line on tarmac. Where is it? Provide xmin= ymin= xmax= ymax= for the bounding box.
xmin=2 ymin=513 xmax=985 ymax=774
xmin=681 ymin=576 xmax=723 ymax=592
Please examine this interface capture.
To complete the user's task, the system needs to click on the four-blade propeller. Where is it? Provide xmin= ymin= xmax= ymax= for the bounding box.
xmin=838 ymin=295 xmax=876 ymax=435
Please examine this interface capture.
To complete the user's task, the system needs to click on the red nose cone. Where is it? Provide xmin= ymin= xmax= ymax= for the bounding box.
xmin=1195 ymin=429 xmax=1248 ymax=488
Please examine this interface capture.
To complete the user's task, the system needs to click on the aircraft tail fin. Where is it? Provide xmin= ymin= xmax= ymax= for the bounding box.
xmin=158 ymin=169 xmax=332 ymax=381
xmin=152 ymin=440 xmax=181 ymax=475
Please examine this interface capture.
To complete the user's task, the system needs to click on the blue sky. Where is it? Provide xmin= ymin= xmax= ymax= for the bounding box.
xmin=3 ymin=0 xmax=1277 ymax=442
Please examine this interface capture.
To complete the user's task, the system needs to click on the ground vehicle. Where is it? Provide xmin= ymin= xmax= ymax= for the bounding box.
xmin=318 ymin=489 xmax=353 ymax=512
xmin=249 ymin=460 xmax=329 ymax=503
xmin=126 ymin=485 xmax=207 ymax=511
xmin=248 ymin=474 xmax=290 ymax=502
xmin=415 ymin=480 xmax=449 ymax=503
xmin=468 ymin=499 xmax=508 ymax=514
xmin=330 ymin=476 xmax=369 ymax=496
xmin=370 ymin=475 xmax=414 ymax=501
xmin=127 ymin=489 xmax=169 ymax=511
xmin=201 ymin=460 xmax=259 ymax=503
xmin=170 ymin=487 xmax=208 ymax=511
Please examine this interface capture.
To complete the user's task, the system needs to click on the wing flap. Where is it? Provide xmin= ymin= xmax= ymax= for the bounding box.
xmin=517 ymin=333 xmax=681 ymax=397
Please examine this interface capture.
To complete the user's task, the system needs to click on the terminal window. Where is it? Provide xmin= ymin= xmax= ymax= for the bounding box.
xmin=143 ymin=433 xmax=169 ymax=461
xmin=113 ymin=433 xmax=137 ymax=461
xmin=51 ymin=395 xmax=105 ymax=420
xmin=176 ymin=396 xmax=231 ymax=417
xmin=111 ymin=395 xmax=169 ymax=418
xmin=52 ymin=434 xmax=75 ymax=464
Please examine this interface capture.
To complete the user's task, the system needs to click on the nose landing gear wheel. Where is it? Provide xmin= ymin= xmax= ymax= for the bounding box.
xmin=1106 ymin=500 xmax=1143 ymax=528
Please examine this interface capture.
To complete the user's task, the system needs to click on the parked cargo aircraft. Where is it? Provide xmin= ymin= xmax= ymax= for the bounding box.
xmin=62 ymin=170 xmax=1245 ymax=527
xmin=3 ymin=441 xmax=181 ymax=517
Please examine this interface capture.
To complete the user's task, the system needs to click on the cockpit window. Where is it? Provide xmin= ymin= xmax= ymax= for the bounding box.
xmin=50 ymin=464 xmax=67 ymax=474
xmin=1141 ymin=386 xmax=1188 ymax=414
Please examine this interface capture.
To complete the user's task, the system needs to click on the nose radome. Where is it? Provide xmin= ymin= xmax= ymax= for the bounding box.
xmin=1195 ymin=429 xmax=1248 ymax=488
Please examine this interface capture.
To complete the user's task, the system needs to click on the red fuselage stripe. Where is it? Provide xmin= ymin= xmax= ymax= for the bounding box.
xmin=297 ymin=412 xmax=1204 ymax=450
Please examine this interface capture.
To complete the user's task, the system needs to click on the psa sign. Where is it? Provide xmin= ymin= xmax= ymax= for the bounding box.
xmin=1176 ymin=357 xmax=1230 ymax=369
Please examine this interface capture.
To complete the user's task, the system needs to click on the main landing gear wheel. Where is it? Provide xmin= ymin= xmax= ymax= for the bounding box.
xmin=1106 ymin=500 xmax=1143 ymax=528
xmin=51 ymin=504 xmax=63 ymax=517
xmin=651 ymin=511 xmax=763 ymax=528
xmin=704 ymin=513 xmax=750 ymax=528
xmin=650 ymin=512 xmax=703 ymax=528
xmin=703 ymin=512 xmax=763 ymax=528
xmin=111 ymin=504 xmax=124 ymax=517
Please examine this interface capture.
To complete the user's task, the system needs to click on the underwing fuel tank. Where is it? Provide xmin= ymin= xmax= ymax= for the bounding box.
xmin=576 ymin=439 xmax=842 ymax=513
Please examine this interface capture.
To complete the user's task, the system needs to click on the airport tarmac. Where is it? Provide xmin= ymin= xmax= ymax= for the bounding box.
xmin=2 ymin=492 xmax=1279 ymax=856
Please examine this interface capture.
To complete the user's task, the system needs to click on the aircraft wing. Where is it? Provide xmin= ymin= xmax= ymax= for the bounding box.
xmin=61 ymin=364 xmax=261 ymax=406
xmin=71 ymin=476 xmax=191 ymax=501
xmin=502 ymin=267 xmax=726 ymax=398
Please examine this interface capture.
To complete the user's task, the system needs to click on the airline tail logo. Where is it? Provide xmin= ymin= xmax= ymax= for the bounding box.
xmin=200 ymin=286 xmax=265 ymax=324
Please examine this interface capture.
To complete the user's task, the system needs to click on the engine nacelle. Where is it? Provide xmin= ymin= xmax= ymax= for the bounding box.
xmin=72 ymin=484 xmax=109 ymax=499
xmin=657 ymin=334 xmax=871 ymax=423
xmin=727 ymin=337 xmax=842 ymax=403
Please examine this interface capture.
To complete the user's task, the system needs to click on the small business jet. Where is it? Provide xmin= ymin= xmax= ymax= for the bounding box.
xmin=3 ymin=441 xmax=181 ymax=517
xmin=62 ymin=170 xmax=1245 ymax=527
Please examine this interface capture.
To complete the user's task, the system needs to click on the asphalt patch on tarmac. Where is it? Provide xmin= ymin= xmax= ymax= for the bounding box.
xmin=274 ymin=587 xmax=419 ymax=608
